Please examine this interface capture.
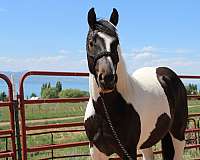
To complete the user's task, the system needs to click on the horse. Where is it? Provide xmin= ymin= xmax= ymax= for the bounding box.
xmin=84 ymin=8 xmax=188 ymax=160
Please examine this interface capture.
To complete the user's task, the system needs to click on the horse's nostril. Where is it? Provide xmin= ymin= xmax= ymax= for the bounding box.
xmin=104 ymin=74 xmax=115 ymax=83
xmin=99 ymin=73 xmax=103 ymax=81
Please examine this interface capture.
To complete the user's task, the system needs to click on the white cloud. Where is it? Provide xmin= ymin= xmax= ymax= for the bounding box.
xmin=123 ymin=46 xmax=200 ymax=75
xmin=58 ymin=49 xmax=70 ymax=54
xmin=0 ymin=54 xmax=88 ymax=72
xmin=0 ymin=46 xmax=199 ymax=75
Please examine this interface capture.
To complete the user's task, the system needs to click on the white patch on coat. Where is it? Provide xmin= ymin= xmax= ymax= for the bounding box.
xmin=107 ymin=56 xmax=115 ymax=74
xmin=133 ymin=67 xmax=171 ymax=147
xmin=115 ymin=46 xmax=171 ymax=148
xmin=89 ymin=74 xmax=100 ymax=101
xmin=84 ymin=73 xmax=100 ymax=121
xmin=84 ymin=98 xmax=95 ymax=121
xmin=98 ymin=32 xmax=114 ymax=52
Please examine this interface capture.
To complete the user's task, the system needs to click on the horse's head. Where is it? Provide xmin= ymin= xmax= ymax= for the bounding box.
xmin=86 ymin=8 xmax=120 ymax=93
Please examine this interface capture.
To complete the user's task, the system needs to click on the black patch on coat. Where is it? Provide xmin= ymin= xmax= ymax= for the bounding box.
xmin=140 ymin=113 xmax=171 ymax=149
xmin=84 ymin=90 xmax=141 ymax=159
xmin=156 ymin=67 xmax=188 ymax=141
xmin=161 ymin=132 xmax=175 ymax=160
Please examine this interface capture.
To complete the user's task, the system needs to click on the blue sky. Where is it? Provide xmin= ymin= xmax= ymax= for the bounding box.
xmin=0 ymin=1 xmax=200 ymax=74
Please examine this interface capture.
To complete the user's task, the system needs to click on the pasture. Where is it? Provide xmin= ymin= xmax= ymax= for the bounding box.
xmin=0 ymin=100 xmax=200 ymax=159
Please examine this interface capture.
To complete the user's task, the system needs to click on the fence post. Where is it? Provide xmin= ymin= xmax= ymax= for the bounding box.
xmin=51 ymin=132 xmax=54 ymax=159
xmin=6 ymin=137 xmax=8 ymax=160
xmin=14 ymin=99 xmax=22 ymax=160
xmin=11 ymin=75 xmax=22 ymax=160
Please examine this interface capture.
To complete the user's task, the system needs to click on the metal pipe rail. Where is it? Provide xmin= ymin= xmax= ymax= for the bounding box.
xmin=0 ymin=73 xmax=17 ymax=159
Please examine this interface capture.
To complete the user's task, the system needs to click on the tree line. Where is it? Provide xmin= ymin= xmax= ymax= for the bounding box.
xmin=185 ymin=83 xmax=199 ymax=95
xmin=0 ymin=82 xmax=199 ymax=101
xmin=40 ymin=81 xmax=89 ymax=99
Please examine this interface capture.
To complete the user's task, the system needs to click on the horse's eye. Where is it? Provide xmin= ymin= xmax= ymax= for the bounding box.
xmin=89 ymin=41 xmax=93 ymax=47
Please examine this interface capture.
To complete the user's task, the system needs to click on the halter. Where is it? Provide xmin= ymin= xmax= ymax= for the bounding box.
xmin=88 ymin=51 xmax=112 ymax=69
xmin=87 ymin=50 xmax=119 ymax=75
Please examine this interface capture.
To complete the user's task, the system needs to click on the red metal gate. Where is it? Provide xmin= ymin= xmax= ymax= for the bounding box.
xmin=0 ymin=73 xmax=17 ymax=159
xmin=11 ymin=72 xmax=200 ymax=159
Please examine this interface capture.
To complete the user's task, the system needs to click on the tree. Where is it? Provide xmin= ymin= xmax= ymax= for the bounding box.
xmin=30 ymin=93 xmax=37 ymax=98
xmin=47 ymin=82 xmax=51 ymax=88
xmin=41 ymin=87 xmax=59 ymax=99
xmin=56 ymin=81 xmax=62 ymax=93
xmin=186 ymin=83 xmax=198 ymax=95
xmin=41 ymin=83 xmax=49 ymax=97
xmin=0 ymin=92 xmax=7 ymax=101
xmin=59 ymin=89 xmax=89 ymax=98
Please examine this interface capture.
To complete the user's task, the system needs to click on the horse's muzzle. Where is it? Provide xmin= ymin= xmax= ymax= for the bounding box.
xmin=98 ymin=73 xmax=117 ymax=91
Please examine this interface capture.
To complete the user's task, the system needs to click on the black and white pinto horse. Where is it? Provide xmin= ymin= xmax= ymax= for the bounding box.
xmin=84 ymin=8 xmax=188 ymax=160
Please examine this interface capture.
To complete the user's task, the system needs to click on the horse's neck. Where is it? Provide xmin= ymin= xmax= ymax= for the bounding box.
xmin=89 ymin=46 xmax=134 ymax=101
xmin=117 ymin=47 xmax=132 ymax=98
xmin=115 ymin=47 xmax=134 ymax=100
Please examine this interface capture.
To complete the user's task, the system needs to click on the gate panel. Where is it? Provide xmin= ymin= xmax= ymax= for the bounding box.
xmin=19 ymin=71 xmax=89 ymax=160
xmin=0 ymin=73 xmax=16 ymax=159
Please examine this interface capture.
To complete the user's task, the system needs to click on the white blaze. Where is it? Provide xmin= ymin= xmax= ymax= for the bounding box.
xmin=98 ymin=32 xmax=114 ymax=52
xmin=98 ymin=32 xmax=115 ymax=74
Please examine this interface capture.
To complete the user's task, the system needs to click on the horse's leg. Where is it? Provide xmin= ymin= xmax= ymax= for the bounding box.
xmin=161 ymin=132 xmax=185 ymax=160
xmin=170 ymin=133 xmax=185 ymax=160
xmin=141 ymin=147 xmax=154 ymax=160
xmin=90 ymin=144 xmax=109 ymax=160
xmin=161 ymin=132 xmax=174 ymax=160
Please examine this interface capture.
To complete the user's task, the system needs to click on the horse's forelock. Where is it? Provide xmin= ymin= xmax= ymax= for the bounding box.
xmin=91 ymin=19 xmax=118 ymax=38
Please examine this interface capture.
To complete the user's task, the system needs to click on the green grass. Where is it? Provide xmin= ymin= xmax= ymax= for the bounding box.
xmin=188 ymin=100 xmax=200 ymax=113
xmin=0 ymin=102 xmax=87 ymax=122
xmin=25 ymin=102 xmax=87 ymax=120
xmin=189 ymin=100 xmax=200 ymax=106
xmin=189 ymin=106 xmax=200 ymax=113
xmin=27 ymin=130 xmax=89 ymax=159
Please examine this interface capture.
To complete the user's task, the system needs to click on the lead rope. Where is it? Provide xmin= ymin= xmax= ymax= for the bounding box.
xmin=100 ymin=96 xmax=133 ymax=160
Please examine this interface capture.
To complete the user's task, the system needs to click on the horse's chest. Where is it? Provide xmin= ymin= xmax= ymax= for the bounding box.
xmin=84 ymin=91 xmax=141 ymax=156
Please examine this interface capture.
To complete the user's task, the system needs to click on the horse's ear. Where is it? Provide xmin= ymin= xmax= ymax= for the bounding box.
xmin=110 ymin=8 xmax=119 ymax=26
xmin=88 ymin=8 xmax=96 ymax=30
